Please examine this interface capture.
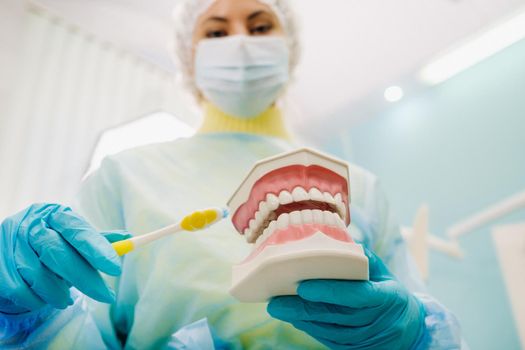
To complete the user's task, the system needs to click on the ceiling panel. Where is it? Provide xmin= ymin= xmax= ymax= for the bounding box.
xmin=32 ymin=0 xmax=525 ymax=129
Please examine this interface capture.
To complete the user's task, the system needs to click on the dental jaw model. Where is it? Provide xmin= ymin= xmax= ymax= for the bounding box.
xmin=228 ymin=148 xmax=369 ymax=302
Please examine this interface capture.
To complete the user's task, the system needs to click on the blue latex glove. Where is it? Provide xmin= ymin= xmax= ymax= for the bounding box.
xmin=0 ymin=203 xmax=131 ymax=314
xmin=267 ymin=248 xmax=427 ymax=349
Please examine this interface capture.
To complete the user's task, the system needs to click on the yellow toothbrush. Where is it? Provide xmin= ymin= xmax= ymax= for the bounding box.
xmin=112 ymin=207 xmax=229 ymax=256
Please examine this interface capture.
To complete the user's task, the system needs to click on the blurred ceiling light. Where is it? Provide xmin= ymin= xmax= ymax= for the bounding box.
xmin=85 ymin=111 xmax=195 ymax=178
xmin=384 ymin=86 xmax=404 ymax=102
xmin=420 ymin=9 xmax=525 ymax=85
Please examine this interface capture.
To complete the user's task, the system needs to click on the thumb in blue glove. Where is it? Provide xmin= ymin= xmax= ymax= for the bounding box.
xmin=267 ymin=248 xmax=427 ymax=349
xmin=0 ymin=203 xmax=131 ymax=314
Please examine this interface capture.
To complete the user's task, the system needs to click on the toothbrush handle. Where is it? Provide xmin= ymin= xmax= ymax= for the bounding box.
xmin=112 ymin=223 xmax=182 ymax=256
xmin=111 ymin=207 xmax=228 ymax=256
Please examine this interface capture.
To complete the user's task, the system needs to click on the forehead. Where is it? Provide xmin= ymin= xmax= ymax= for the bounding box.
xmin=198 ymin=0 xmax=276 ymax=22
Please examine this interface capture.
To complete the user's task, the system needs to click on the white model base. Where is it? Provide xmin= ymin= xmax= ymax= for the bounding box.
xmin=230 ymin=232 xmax=369 ymax=302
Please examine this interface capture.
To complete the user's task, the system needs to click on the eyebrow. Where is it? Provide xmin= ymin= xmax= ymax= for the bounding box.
xmin=204 ymin=10 xmax=271 ymax=24
xmin=247 ymin=10 xmax=270 ymax=21
xmin=206 ymin=16 xmax=228 ymax=23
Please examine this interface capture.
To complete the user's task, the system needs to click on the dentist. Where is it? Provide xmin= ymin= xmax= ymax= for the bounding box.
xmin=0 ymin=0 xmax=462 ymax=349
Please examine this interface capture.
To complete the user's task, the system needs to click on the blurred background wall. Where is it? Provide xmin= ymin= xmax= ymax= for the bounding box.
xmin=324 ymin=37 xmax=525 ymax=350
xmin=0 ymin=1 xmax=24 ymax=112
xmin=0 ymin=2 xmax=195 ymax=218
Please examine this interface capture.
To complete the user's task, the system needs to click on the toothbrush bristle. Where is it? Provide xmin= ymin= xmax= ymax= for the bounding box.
xmin=222 ymin=208 xmax=230 ymax=218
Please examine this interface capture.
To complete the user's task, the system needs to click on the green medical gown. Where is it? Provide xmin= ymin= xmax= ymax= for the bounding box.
xmin=0 ymin=133 xmax=462 ymax=349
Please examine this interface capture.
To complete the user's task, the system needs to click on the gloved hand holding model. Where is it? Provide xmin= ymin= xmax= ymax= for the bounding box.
xmin=0 ymin=203 xmax=129 ymax=314
xmin=268 ymin=247 xmax=427 ymax=349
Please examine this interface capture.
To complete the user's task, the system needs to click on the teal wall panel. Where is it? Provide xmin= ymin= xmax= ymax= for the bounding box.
xmin=326 ymin=38 xmax=525 ymax=349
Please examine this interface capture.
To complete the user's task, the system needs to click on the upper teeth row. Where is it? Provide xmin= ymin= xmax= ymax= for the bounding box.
xmin=244 ymin=187 xmax=346 ymax=243
xmin=254 ymin=210 xmax=347 ymax=247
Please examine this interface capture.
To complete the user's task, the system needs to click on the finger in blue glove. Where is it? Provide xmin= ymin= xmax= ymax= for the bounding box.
xmin=0 ymin=204 xmax=131 ymax=313
xmin=267 ymin=248 xmax=426 ymax=349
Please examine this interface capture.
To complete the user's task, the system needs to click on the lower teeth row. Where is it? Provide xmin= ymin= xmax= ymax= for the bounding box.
xmin=253 ymin=209 xmax=346 ymax=246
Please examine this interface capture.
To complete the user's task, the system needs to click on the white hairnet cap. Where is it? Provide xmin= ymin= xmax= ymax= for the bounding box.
xmin=172 ymin=0 xmax=301 ymax=99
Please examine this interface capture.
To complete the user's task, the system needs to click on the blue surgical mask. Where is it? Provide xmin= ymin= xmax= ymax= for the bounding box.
xmin=195 ymin=35 xmax=290 ymax=119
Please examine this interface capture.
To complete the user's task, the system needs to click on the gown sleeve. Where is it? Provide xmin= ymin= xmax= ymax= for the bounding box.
xmin=0 ymin=287 xmax=109 ymax=349
xmin=349 ymin=169 xmax=464 ymax=349
xmin=71 ymin=158 xmax=130 ymax=349
xmin=0 ymin=160 xmax=126 ymax=349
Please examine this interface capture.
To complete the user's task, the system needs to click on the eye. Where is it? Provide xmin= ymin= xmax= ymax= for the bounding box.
xmin=250 ymin=24 xmax=273 ymax=35
xmin=206 ymin=30 xmax=228 ymax=38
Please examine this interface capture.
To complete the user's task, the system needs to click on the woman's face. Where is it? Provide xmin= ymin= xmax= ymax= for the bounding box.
xmin=192 ymin=0 xmax=284 ymax=54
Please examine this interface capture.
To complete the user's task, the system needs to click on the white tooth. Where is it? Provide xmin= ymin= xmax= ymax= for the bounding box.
xmin=266 ymin=193 xmax=280 ymax=210
xmin=278 ymin=191 xmax=293 ymax=205
xmin=292 ymin=187 xmax=309 ymax=202
xmin=262 ymin=222 xmax=275 ymax=243
xmin=324 ymin=211 xmax=334 ymax=226
xmin=331 ymin=214 xmax=340 ymax=228
xmin=249 ymin=219 xmax=256 ymax=230
xmin=324 ymin=192 xmax=336 ymax=205
xmin=334 ymin=193 xmax=346 ymax=220
xmin=312 ymin=209 xmax=324 ymax=224
xmin=251 ymin=230 xmax=260 ymax=243
xmin=333 ymin=214 xmax=343 ymax=226
xmin=290 ymin=211 xmax=302 ymax=225
xmin=267 ymin=222 xmax=276 ymax=235
xmin=256 ymin=215 xmax=264 ymax=232
xmin=336 ymin=203 xmax=346 ymax=218
xmin=263 ymin=225 xmax=271 ymax=238
xmin=255 ymin=227 xmax=269 ymax=247
xmin=259 ymin=201 xmax=269 ymax=217
xmin=245 ymin=228 xmax=255 ymax=243
xmin=334 ymin=213 xmax=345 ymax=228
xmin=277 ymin=213 xmax=289 ymax=229
xmin=309 ymin=187 xmax=324 ymax=202
xmin=253 ymin=230 xmax=262 ymax=245
xmin=302 ymin=209 xmax=313 ymax=223
xmin=259 ymin=226 xmax=268 ymax=239
xmin=341 ymin=207 xmax=348 ymax=221
xmin=268 ymin=220 xmax=277 ymax=232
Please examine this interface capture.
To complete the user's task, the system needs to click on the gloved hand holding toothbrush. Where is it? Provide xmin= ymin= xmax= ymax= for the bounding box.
xmin=0 ymin=203 xmax=130 ymax=314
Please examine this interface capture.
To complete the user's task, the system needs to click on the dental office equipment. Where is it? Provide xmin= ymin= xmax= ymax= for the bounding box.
xmin=227 ymin=148 xmax=369 ymax=302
